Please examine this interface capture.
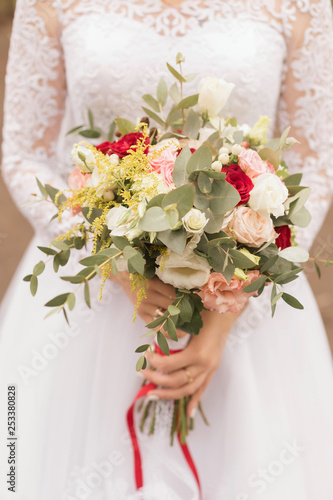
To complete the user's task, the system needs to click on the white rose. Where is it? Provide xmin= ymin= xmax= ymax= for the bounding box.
xmin=106 ymin=206 xmax=130 ymax=236
xmin=248 ymin=173 xmax=289 ymax=218
xmin=182 ymin=208 xmax=208 ymax=234
xmin=156 ymin=237 xmax=211 ymax=289
xmin=71 ymin=144 xmax=96 ymax=170
xmin=198 ymin=77 xmax=235 ymax=118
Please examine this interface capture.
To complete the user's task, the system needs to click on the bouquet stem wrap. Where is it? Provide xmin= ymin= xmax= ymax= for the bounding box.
xmin=126 ymin=344 xmax=202 ymax=498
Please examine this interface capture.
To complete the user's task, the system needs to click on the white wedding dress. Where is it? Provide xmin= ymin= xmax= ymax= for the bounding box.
xmin=1 ymin=1 xmax=333 ymax=499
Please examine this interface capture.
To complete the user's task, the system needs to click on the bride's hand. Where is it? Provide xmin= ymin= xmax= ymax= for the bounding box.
xmin=142 ymin=309 xmax=240 ymax=418
xmin=111 ymin=271 xmax=177 ymax=325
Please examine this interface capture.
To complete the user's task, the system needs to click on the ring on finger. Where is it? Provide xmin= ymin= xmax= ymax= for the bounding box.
xmin=153 ymin=307 xmax=165 ymax=320
xmin=183 ymin=368 xmax=194 ymax=384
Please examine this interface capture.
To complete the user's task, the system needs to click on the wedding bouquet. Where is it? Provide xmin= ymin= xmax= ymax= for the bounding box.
xmin=25 ymin=54 xmax=329 ymax=450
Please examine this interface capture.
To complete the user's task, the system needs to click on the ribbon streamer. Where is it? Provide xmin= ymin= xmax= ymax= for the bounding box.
xmin=126 ymin=345 xmax=202 ymax=498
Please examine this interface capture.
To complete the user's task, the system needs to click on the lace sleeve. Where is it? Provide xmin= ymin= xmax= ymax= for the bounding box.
xmin=278 ymin=0 xmax=333 ymax=250
xmin=1 ymin=0 xmax=79 ymax=239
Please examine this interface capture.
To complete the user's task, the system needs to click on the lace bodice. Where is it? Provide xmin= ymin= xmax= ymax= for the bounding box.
xmin=2 ymin=0 xmax=333 ymax=249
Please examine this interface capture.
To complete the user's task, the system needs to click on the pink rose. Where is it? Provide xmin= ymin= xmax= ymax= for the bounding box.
xmin=238 ymin=149 xmax=274 ymax=179
xmin=229 ymin=206 xmax=277 ymax=247
xmin=197 ymin=271 xmax=261 ymax=314
xmin=149 ymin=147 xmax=177 ymax=187
xmin=68 ymin=166 xmax=91 ymax=190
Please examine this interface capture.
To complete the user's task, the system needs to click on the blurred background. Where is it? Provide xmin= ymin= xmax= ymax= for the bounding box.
xmin=0 ymin=1 xmax=333 ymax=351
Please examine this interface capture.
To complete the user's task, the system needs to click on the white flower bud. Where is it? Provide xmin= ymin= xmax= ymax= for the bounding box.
xmin=211 ymin=160 xmax=222 ymax=172
xmin=138 ymin=200 xmax=147 ymax=218
xmin=231 ymin=143 xmax=242 ymax=156
xmin=109 ymin=154 xmax=119 ymax=166
xmin=127 ymin=228 xmax=144 ymax=241
xmin=218 ymin=153 xmax=229 ymax=165
xmin=219 ymin=146 xmax=229 ymax=155
xmin=103 ymin=189 xmax=115 ymax=202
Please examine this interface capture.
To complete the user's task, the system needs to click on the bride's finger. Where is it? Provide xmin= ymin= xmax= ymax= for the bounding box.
xmin=147 ymin=372 xmax=206 ymax=400
xmin=148 ymin=276 xmax=176 ymax=300
xmin=146 ymin=346 xmax=193 ymax=373
xmin=140 ymin=365 xmax=202 ymax=389
xmin=186 ymin=371 xmax=215 ymax=418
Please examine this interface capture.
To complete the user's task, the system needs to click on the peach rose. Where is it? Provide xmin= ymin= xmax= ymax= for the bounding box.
xmin=149 ymin=147 xmax=177 ymax=187
xmin=229 ymin=206 xmax=277 ymax=247
xmin=238 ymin=149 xmax=274 ymax=179
xmin=197 ymin=271 xmax=261 ymax=314
xmin=68 ymin=166 xmax=91 ymax=190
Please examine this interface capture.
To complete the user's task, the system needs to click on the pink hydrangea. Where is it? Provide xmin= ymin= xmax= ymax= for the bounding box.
xmin=197 ymin=270 xmax=261 ymax=314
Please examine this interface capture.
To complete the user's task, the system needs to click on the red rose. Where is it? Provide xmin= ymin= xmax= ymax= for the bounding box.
xmin=96 ymin=132 xmax=150 ymax=158
xmin=222 ymin=164 xmax=254 ymax=204
xmin=275 ymin=225 xmax=292 ymax=250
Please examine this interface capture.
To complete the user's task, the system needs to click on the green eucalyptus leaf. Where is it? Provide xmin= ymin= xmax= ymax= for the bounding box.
xmin=108 ymin=121 xmax=116 ymax=142
xmin=166 ymin=318 xmax=178 ymax=341
xmin=111 ymin=236 xmax=130 ymax=250
xmin=229 ymin=249 xmax=257 ymax=269
xmin=172 ymin=145 xmax=191 ymax=187
xmin=186 ymin=145 xmax=212 ymax=173
xmin=36 ymin=178 xmax=48 ymax=199
xmin=281 ymin=292 xmax=304 ymax=310
xmin=30 ymin=275 xmax=38 ymax=296
xmin=79 ymin=129 xmax=101 ymax=139
xmin=81 ymin=207 xmax=103 ymax=224
xmin=33 ymin=261 xmax=45 ymax=276
xmin=84 ymin=282 xmax=91 ymax=308
xmin=67 ymin=293 xmax=76 ymax=311
xmin=203 ymin=209 xmax=225 ymax=234
xmin=136 ymin=356 xmax=146 ymax=372
xmin=142 ymin=107 xmax=165 ymax=127
xmin=45 ymin=185 xmax=66 ymax=204
xmin=278 ymin=246 xmax=309 ymax=263
xmin=166 ymin=63 xmax=186 ymax=83
xmin=197 ymin=172 xmax=212 ymax=194
xmin=135 ymin=344 xmax=150 ymax=354
xmin=258 ymin=147 xmax=279 ymax=170
xmin=157 ymin=78 xmax=168 ymax=106
xmin=138 ymin=206 xmax=170 ymax=232
xmin=289 ymin=206 xmax=311 ymax=228
xmin=243 ymin=275 xmax=267 ymax=293
xmin=168 ymin=305 xmax=180 ymax=316
xmin=117 ymin=117 xmax=136 ymax=135
xmin=38 ymin=246 xmax=57 ymax=256
xmin=162 ymin=184 xmax=195 ymax=218
xmin=142 ymin=94 xmax=160 ymax=113
xmin=157 ymin=227 xmax=187 ymax=255
xmin=184 ymin=109 xmax=200 ymax=140
xmin=157 ymin=331 xmax=170 ymax=356
xmin=175 ymin=94 xmax=199 ymax=110
xmin=45 ymin=293 xmax=70 ymax=307
xmin=209 ymin=180 xmax=240 ymax=214
xmin=169 ymin=82 xmax=181 ymax=103
xmin=79 ymin=254 xmax=109 ymax=267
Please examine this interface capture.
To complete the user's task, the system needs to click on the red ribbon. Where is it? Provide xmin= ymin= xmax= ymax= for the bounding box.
xmin=126 ymin=345 xmax=202 ymax=498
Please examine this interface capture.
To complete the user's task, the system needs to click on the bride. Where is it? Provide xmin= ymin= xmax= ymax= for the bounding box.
xmin=1 ymin=0 xmax=333 ymax=499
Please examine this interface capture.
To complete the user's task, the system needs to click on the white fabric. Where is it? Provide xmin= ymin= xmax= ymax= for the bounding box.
xmin=1 ymin=0 xmax=333 ymax=499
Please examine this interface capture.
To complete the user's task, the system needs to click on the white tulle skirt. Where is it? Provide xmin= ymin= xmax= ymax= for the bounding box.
xmin=1 ymin=235 xmax=333 ymax=500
